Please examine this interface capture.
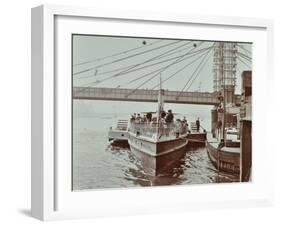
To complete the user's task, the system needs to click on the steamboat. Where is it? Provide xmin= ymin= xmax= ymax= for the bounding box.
xmin=127 ymin=77 xmax=189 ymax=175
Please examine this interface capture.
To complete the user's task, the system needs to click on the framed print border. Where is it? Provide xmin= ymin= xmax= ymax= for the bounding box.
xmin=31 ymin=4 xmax=274 ymax=221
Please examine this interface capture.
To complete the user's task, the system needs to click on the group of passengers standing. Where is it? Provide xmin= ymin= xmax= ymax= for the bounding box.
xmin=130 ymin=109 xmax=198 ymax=137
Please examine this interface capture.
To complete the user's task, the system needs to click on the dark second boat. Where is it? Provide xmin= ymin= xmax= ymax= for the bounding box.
xmin=206 ymin=110 xmax=241 ymax=175
xmin=186 ymin=121 xmax=207 ymax=147
xmin=206 ymin=131 xmax=240 ymax=174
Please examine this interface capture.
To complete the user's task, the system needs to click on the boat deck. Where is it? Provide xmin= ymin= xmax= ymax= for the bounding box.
xmin=133 ymin=133 xmax=187 ymax=143
xmin=207 ymin=134 xmax=240 ymax=153
xmin=221 ymin=146 xmax=240 ymax=153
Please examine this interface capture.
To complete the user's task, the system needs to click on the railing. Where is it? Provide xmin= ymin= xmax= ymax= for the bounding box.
xmin=72 ymin=87 xmax=238 ymax=105
xmin=129 ymin=121 xmax=188 ymax=138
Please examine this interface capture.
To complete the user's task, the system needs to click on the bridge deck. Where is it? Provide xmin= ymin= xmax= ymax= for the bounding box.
xmin=73 ymin=87 xmax=240 ymax=106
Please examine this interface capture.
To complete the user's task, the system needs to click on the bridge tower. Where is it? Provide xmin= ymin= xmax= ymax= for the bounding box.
xmin=211 ymin=42 xmax=238 ymax=138
xmin=213 ymin=42 xmax=237 ymax=103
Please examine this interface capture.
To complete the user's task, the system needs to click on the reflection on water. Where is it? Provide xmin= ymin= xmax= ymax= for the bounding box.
xmin=73 ymin=116 xmax=238 ymax=191
xmin=122 ymin=146 xmax=217 ymax=187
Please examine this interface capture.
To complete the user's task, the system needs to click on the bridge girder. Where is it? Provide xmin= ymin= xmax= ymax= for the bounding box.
xmin=73 ymin=87 xmax=240 ymax=106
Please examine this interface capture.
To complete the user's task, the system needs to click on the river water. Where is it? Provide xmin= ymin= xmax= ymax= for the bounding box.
xmin=72 ymin=101 xmax=238 ymax=191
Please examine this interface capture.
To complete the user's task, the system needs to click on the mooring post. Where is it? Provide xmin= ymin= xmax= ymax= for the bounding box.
xmin=240 ymin=119 xmax=252 ymax=182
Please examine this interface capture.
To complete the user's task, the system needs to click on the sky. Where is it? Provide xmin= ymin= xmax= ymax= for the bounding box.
xmin=72 ymin=35 xmax=252 ymax=94
xmin=72 ymin=34 xmax=252 ymax=120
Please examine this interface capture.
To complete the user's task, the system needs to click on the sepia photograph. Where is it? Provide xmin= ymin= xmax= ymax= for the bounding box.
xmin=72 ymin=35 xmax=252 ymax=191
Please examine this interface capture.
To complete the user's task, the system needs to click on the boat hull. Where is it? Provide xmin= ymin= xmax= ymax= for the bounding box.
xmin=186 ymin=132 xmax=207 ymax=147
xmin=128 ymin=133 xmax=188 ymax=176
xmin=206 ymin=141 xmax=240 ymax=174
xmin=108 ymin=129 xmax=129 ymax=141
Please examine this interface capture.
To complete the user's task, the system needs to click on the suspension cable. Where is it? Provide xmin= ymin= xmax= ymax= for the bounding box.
xmin=237 ymin=44 xmax=251 ymax=56
xmin=78 ymin=43 xmax=210 ymax=87
xmin=73 ymin=39 xmax=163 ymax=66
xmin=74 ymin=41 xmax=193 ymax=81
xmin=124 ymin=45 xmax=212 ymax=97
xmin=185 ymin=50 xmax=212 ymax=91
xmin=73 ymin=40 xmax=182 ymax=75
xmin=177 ymin=46 xmax=213 ymax=97
xmin=237 ymin=52 xmax=252 ymax=62
xmin=237 ymin=56 xmax=251 ymax=68
xmin=150 ymin=44 xmax=213 ymax=90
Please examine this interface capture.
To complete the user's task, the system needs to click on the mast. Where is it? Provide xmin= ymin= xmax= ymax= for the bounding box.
xmin=156 ymin=74 xmax=164 ymax=139
xmin=157 ymin=73 xmax=164 ymax=114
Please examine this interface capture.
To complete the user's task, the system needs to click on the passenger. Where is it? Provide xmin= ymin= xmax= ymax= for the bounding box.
xmin=182 ymin=116 xmax=187 ymax=123
xmin=143 ymin=114 xmax=147 ymax=123
xmin=165 ymin=109 xmax=174 ymax=133
xmin=182 ymin=120 xmax=188 ymax=134
xmin=211 ymin=128 xmax=216 ymax=138
xmin=217 ymin=120 xmax=222 ymax=139
xmin=161 ymin=111 xmax=166 ymax=119
xmin=165 ymin=109 xmax=174 ymax=123
xmin=196 ymin=117 xmax=200 ymax=132
xmin=146 ymin=112 xmax=152 ymax=122
xmin=174 ymin=119 xmax=182 ymax=138
xmin=135 ymin=113 xmax=141 ymax=123
xmin=140 ymin=114 xmax=147 ymax=134
xmin=159 ymin=117 xmax=166 ymax=137
xmin=130 ymin=114 xmax=136 ymax=123
xmin=150 ymin=117 xmax=157 ymax=133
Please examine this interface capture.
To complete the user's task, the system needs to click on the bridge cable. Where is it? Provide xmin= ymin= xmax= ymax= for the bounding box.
xmin=124 ymin=44 xmax=212 ymax=97
xmin=116 ymin=43 xmax=207 ymax=88
xmin=73 ymin=40 xmax=182 ymax=75
xmin=237 ymin=52 xmax=252 ymax=62
xmin=79 ymin=43 xmax=211 ymax=87
xmin=150 ymin=44 xmax=213 ymax=90
xmin=73 ymin=39 xmax=163 ymax=67
xmin=177 ymin=46 xmax=214 ymax=97
xmin=237 ymin=44 xmax=251 ymax=56
xmin=185 ymin=50 xmax=212 ymax=91
xmin=237 ymin=56 xmax=251 ymax=68
xmin=75 ymin=41 xmax=195 ymax=79
xmin=116 ymin=44 xmax=215 ymax=88
xmin=74 ymin=41 xmax=194 ymax=81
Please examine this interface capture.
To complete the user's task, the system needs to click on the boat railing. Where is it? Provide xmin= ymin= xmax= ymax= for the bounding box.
xmin=129 ymin=121 xmax=188 ymax=138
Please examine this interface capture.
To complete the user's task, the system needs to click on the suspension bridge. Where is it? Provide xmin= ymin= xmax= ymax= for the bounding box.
xmin=73 ymin=87 xmax=241 ymax=105
xmin=72 ymin=37 xmax=251 ymax=105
